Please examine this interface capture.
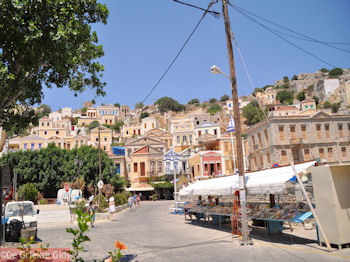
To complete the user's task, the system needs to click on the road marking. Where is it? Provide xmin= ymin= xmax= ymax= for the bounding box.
xmin=255 ymin=240 xmax=350 ymax=261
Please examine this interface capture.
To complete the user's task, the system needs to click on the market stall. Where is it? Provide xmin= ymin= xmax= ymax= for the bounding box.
xmin=179 ymin=161 xmax=316 ymax=234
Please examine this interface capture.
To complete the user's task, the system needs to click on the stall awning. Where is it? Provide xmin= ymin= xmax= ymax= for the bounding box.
xmin=179 ymin=161 xmax=316 ymax=196
xmin=126 ymin=183 xmax=154 ymax=192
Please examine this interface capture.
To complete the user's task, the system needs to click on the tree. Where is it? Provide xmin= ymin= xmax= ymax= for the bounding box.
xmin=36 ymin=104 xmax=52 ymax=119
xmin=114 ymin=103 xmax=120 ymax=108
xmin=331 ymin=103 xmax=340 ymax=113
xmin=111 ymin=120 xmax=124 ymax=132
xmin=291 ymin=74 xmax=298 ymax=80
xmin=319 ymin=68 xmax=329 ymax=73
xmin=242 ymin=102 xmax=265 ymax=126
xmin=81 ymin=107 xmax=87 ymax=113
xmin=0 ymin=0 xmax=109 ymax=152
xmin=262 ymin=85 xmax=273 ymax=90
xmin=135 ymin=102 xmax=144 ymax=109
xmin=155 ymin=97 xmax=185 ymax=113
xmin=17 ymin=183 xmax=38 ymax=202
xmin=207 ymin=104 xmax=221 ymax=116
xmin=283 ymin=76 xmax=289 ymax=83
xmin=328 ymin=68 xmax=343 ymax=78
xmin=140 ymin=112 xmax=150 ymax=120
xmin=323 ymin=101 xmax=331 ymax=109
xmin=252 ymin=88 xmax=263 ymax=96
xmin=220 ymin=95 xmax=230 ymax=102
xmin=88 ymin=120 xmax=100 ymax=131
xmin=296 ymin=91 xmax=306 ymax=102
xmin=188 ymin=99 xmax=199 ymax=105
xmin=276 ymin=90 xmax=293 ymax=104
xmin=209 ymin=98 xmax=217 ymax=103
xmin=312 ymin=96 xmax=319 ymax=106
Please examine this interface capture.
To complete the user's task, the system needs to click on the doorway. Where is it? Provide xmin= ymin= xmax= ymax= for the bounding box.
xmin=140 ymin=162 xmax=145 ymax=176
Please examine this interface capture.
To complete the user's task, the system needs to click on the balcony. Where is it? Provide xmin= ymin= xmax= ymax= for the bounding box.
xmin=290 ymin=137 xmax=303 ymax=144
xmin=165 ymin=168 xmax=190 ymax=175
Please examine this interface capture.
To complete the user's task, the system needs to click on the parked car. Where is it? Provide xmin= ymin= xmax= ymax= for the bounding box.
xmin=4 ymin=201 xmax=39 ymax=238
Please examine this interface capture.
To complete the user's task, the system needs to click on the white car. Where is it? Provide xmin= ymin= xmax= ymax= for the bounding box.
xmin=5 ymin=201 xmax=39 ymax=238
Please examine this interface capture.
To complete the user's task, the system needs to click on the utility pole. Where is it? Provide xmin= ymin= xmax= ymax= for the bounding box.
xmin=173 ymin=148 xmax=177 ymax=202
xmin=98 ymin=125 xmax=102 ymax=207
xmin=222 ymin=0 xmax=250 ymax=245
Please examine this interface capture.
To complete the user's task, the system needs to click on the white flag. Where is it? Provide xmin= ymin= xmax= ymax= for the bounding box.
xmin=226 ymin=115 xmax=235 ymax=133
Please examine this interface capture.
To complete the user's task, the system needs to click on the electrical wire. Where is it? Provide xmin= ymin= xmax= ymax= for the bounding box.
xmin=229 ymin=3 xmax=350 ymax=52
xmin=229 ymin=4 xmax=337 ymax=68
xmin=140 ymin=1 xmax=216 ymax=104
xmin=172 ymin=0 xmax=220 ymax=16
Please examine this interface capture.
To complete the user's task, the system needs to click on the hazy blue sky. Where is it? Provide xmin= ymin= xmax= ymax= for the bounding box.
xmin=41 ymin=0 xmax=350 ymax=111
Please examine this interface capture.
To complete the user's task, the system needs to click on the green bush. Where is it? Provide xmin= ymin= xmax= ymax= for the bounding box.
xmin=114 ymin=191 xmax=131 ymax=206
xmin=73 ymin=200 xmax=88 ymax=214
xmin=152 ymin=194 xmax=157 ymax=201
xmin=94 ymin=194 xmax=108 ymax=211
xmin=17 ymin=183 xmax=38 ymax=203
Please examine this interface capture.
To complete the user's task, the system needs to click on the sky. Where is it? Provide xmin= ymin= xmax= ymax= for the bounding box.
xmin=41 ymin=0 xmax=350 ymax=111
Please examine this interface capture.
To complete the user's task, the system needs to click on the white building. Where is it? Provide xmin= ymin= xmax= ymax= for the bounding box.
xmin=61 ymin=107 xmax=72 ymax=118
xmin=141 ymin=117 xmax=157 ymax=134
xmin=49 ymin=111 xmax=62 ymax=122
xmin=315 ymin=79 xmax=340 ymax=101
xmin=194 ymin=122 xmax=220 ymax=144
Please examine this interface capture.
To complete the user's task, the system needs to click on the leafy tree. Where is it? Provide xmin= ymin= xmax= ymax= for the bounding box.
xmin=140 ymin=112 xmax=150 ymax=120
xmin=209 ymin=98 xmax=217 ymax=103
xmin=291 ymin=74 xmax=298 ymax=80
xmin=72 ymin=117 xmax=79 ymax=125
xmin=331 ymin=103 xmax=340 ymax=113
xmin=283 ymin=76 xmax=289 ymax=83
xmin=276 ymin=90 xmax=293 ymax=104
xmin=156 ymin=97 xmax=185 ymax=113
xmin=91 ymin=99 xmax=96 ymax=105
xmin=0 ymin=144 xmax=122 ymax=197
xmin=328 ymin=68 xmax=343 ymax=78
xmin=312 ymin=96 xmax=319 ymax=106
xmin=17 ymin=183 xmax=38 ymax=202
xmin=319 ymin=68 xmax=329 ymax=73
xmin=188 ymin=99 xmax=199 ymax=104
xmin=0 ymin=0 xmax=109 ymax=151
xmin=262 ymin=85 xmax=273 ymax=90
xmin=81 ymin=107 xmax=87 ymax=113
xmin=135 ymin=102 xmax=144 ymax=109
xmin=296 ymin=91 xmax=306 ymax=102
xmin=88 ymin=120 xmax=100 ymax=131
xmin=112 ymin=120 xmax=124 ymax=132
xmin=220 ymin=95 xmax=230 ymax=102
xmin=323 ymin=101 xmax=331 ymax=109
xmin=114 ymin=103 xmax=120 ymax=108
xmin=36 ymin=104 xmax=52 ymax=119
xmin=207 ymin=104 xmax=221 ymax=116
xmin=252 ymin=88 xmax=263 ymax=96
xmin=242 ymin=102 xmax=265 ymax=126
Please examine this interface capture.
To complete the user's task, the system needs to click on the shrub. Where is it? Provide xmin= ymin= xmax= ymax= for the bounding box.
xmin=152 ymin=194 xmax=157 ymax=201
xmin=114 ymin=191 xmax=131 ymax=206
xmin=17 ymin=183 xmax=38 ymax=203
xmin=328 ymin=67 xmax=343 ymax=78
xmin=323 ymin=101 xmax=331 ymax=109
xmin=209 ymin=98 xmax=217 ymax=103
xmin=220 ymin=95 xmax=230 ymax=102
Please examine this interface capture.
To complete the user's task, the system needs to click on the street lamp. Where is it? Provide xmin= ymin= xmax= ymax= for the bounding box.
xmin=210 ymin=65 xmax=230 ymax=79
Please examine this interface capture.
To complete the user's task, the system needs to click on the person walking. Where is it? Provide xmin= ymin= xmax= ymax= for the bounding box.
xmin=87 ymin=201 xmax=95 ymax=227
xmin=128 ymin=196 xmax=133 ymax=209
xmin=136 ymin=194 xmax=141 ymax=208
xmin=133 ymin=194 xmax=137 ymax=207
xmin=109 ymin=197 xmax=116 ymax=220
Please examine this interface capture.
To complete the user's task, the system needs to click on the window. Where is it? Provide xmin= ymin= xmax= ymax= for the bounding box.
xmin=301 ymin=125 xmax=307 ymax=140
xmin=128 ymin=149 xmax=131 ymax=156
xmin=41 ymin=122 xmax=44 ymax=127
xmin=216 ymin=163 xmax=221 ymax=171
xmin=338 ymin=124 xmax=343 ymax=138
xmin=126 ymin=131 xmax=129 ymax=135
xmin=204 ymin=163 xmax=208 ymax=171
xmin=96 ymin=138 xmax=99 ymax=142
xmin=133 ymin=130 xmax=136 ymax=135
xmin=325 ymin=124 xmax=330 ymax=139
xmin=104 ymin=137 xmax=107 ymax=141
xmin=267 ymin=153 xmax=271 ymax=164
xmin=138 ymin=129 xmax=141 ymax=135
xmin=38 ymin=143 xmax=42 ymax=150
xmin=327 ymin=147 xmax=333 ymax=159
xmin=134 ymin=163 xmax=138 ymax=172
xmin=259 ymin=154 xmax=264 ymax=167
xmin=279 ymin=126 xmax=285 ymax=142
xmin=183 ymin=136 xmax=187 ymax=143
xmin=281 ymin=150 xmax=287 ymax=162
xmin=176 ymin=136 xmax=180 ymax=143
xmin=214 ymin=129 xmax=217 ymax=135
xmin=152 ymin=123 xmax=154 ymax=128
xmin=44 ymin=131 xmax=47 ymax=135
xmin=189 ymin=135 xmax=192 ymax=144
xmin=47 ymin=122 xmax=49 ymax=126
xmin=341 ymin=147 xmax=347 ymax=158
xmin=144 ymin=124 xmax=146 ymax=128
xmin=316 ymin=124 xmax=321 ymax=139
xmin=23 ymin=143 xmax=27 ymax=150
xmin=31 ymin=143 xmax=35 ymax=151
xmin=252 ymin=136 xmax=256 ymax=147
xmin=198 ymin=131 xmax=202 ymax=136
xmin=158 ymin=161 xmax=162 ymax=172
xmin=205 ymin=129 xmax=208 ymax=134
xmin=254 ymin=157 xmax=257 ymax=167
xmin=56 ymin=131 xmax=59 ymax=135
xmin=319 ymin=148 xmax=325 ymax=159
xmin=290 ymin=126 xmax=296 ymax=139
xmin=258 ymin=133 xmax=262 ymax=146
xmin=104 ymin=146 xmax=106 ymax=151
xmin=304 ymin=149 xmax=310 ymax=160
xmin=264 ymin=129 xmax=269 ymax=143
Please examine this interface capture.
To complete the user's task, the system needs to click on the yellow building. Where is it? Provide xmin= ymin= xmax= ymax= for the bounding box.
xmin=37 ymin=117 xmax=71 ymax=139
xmin=170 ymin=115 xmax=195 ymax=152
xmin=90 ymin=126 xmax=113 ymax=152
xmin=77 ymin=117 xmax=96 ymax=127
xmin=121 ymin=123 xmax=142 ymax=139
xmin=19 ymin=135 xmax=47 ymax=150
xmin=145 ymin=128 xmax=173 ymax=151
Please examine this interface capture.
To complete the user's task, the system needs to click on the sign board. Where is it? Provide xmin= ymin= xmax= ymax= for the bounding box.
xmin=64 ymin=183 xmax=69 ymax=192
xmin=97 ymin=180 xmax=104 ymax=189
xmin=3 ymin=186 xmax=13 ymax=200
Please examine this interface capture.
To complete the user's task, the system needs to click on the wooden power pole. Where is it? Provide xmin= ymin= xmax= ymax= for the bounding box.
xmin=98 ymin=125 xmax=102 ymax=206
xmin=222 ymin=0 xmax=250 ymax=244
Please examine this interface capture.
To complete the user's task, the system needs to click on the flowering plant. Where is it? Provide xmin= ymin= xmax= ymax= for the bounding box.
xmin=105 ymin=241 xmax=127 ymax=262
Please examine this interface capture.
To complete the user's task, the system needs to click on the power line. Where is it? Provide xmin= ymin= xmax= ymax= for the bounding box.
xmin=141 ymin=1 xmax=216 ymax=104
xmin=229 ymin=3 xmax=350 ymax=53
xmin=229 ymin=4 xmax=337 ymax=68
xmin=173 ymin=0 xmax=220 ymax=16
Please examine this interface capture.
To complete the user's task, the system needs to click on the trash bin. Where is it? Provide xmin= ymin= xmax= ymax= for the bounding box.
xmin=7 ymin=219 xmax=23 ymax=242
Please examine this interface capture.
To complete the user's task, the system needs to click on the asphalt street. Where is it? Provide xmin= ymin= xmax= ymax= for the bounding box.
xmin=38 ymin=201 xmax=350 ymax=262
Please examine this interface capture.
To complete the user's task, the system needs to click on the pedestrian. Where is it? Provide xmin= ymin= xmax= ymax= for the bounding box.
xmin=133 ymin=194 xmax=137 ymax=206
xmin=87 ymin=201 xmax=95 ymax=227
xmin=109 ymin=197 xmax=116 ymax=220
xmin=136 ymin=194 xmax=141 ymax=207
xmin=128 ymin=196 xmax=133 ymax=208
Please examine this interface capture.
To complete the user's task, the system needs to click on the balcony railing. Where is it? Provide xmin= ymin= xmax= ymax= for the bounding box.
xmin=165 ymin=168 xmax=190 ymax=175
xmin=290 ymin=137 xmax=303 ymax=144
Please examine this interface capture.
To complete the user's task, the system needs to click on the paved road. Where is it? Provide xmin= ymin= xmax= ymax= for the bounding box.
xmin=38 ymin=201 xmax=350 ymax=262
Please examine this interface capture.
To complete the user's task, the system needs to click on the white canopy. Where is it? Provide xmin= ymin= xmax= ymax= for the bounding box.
xmin=179 ymin=161 xmax=316 ymax=196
